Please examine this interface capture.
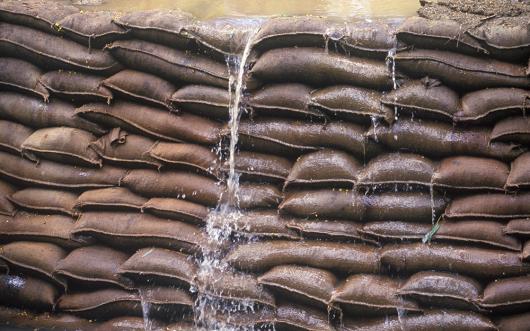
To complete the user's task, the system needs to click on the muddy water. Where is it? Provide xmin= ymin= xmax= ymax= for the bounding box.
xmin=63 ymin=0 xmax=418 ymax=18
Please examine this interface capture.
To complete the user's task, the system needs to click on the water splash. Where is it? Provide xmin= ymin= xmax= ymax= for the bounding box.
xmin=139 ymin=288 xmax=153 ymax=331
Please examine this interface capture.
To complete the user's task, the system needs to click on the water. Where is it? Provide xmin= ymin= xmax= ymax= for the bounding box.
xmin=139 ymin=288 xmax=153 ymax=331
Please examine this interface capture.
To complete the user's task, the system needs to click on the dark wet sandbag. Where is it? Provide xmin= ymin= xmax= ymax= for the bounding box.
xmin=8 ymin=188 xmax=78 ymax=216
xmin=226 ymin=240 xmax=380 ymax=274
xmin=0 ymin=0 xmax=78 ymax=33
xmin=0 ymin=92 xmax=106 ymax=135
xmin=75 ymin=187 xmax=147 ymax=212
xmin=310 ymin=85 xmax=393 ymax=123
xmin=332 ymin=274 xmax=420 ymax=315
xmin=507 ymin=153 xmax=530 ymax=189
xmin=170 ymin=85 xmax=229 ymax=119
xmin=359 ymin=221 xmax=431 ymax=241
xmin=286 ymin=219 xmax=371 ymax=243
xmin=39 ymin=70 xmax=112 ymax=104
xmin=0 ymin=121 xmax=33 ymax=155
xmin=445 ymin=192 xmax=530 ymax=219
xmin=103 ymin=70 xmax=176 ymax=110
xmin=21 ymin=127 xmax=101 ymax=167
xmin=89 ymin=128 xmax=161 ymax=168
xmin=0 ymin=260 xmax=7 ymax=274
xmin=0 ymin=23 xmax=121 ymax=75
xmin=455 ymin=88 xmax=530 ymax=124
xmin=0 ymin=179 xmax=16 ymax=217
xmin=504 ymin=218 xmax=530 ymax=237
xmin=481 ymin=276 xmax=530 ymax=313
xmin=56 ymin=11 xmax=127 ymax=48
xmin=56 ymin=289 xmax=142 ymax=319
xmin=221 ymin=151 xmax=293 ymax=182
xmin=368 ymin=118 xmax=525 ymax=161
xmin=106 ymin=39 xmax=229 ymax=88
xmin=231 ymin=183 xmax=283 ymax=209
xmin=523 ymin=241 xmax=530 ymax=262
xmin=395 ymin=49 xmax=530 ymax=90
xmin=248 ymin=83 xmax=323 ymax=119
xmin=76 ymin=101 xmax=221 ymax=145
xmin=137 ymin=286 xmax=193 ymax=319
xmin=0 ymin=151 xmax=125 ymax=189
xmin=250 ymin=47 xmax=395 ymax=89
xmin=141 ymin=198 xmax=209 ymax=225
xmin=380 ymin=243 xmax=530 ymax=279
xmin=0 ymin=274 xmax=59 ymax=311
xmin=398 ymin=271 xmax=482 ymax=311
xmin=72 ymin=212 xmax=207 ymax=254
xmin=0 ymin=306 xmax=94 ymax=331
xmin=491 ymin=116 xmax=530 ymax=145
xmin=0 ymin=57 xmax=48 ymax=100
xmin=380 ymin=78 xmax=460 ymax=121
xmin=497 ymin=312 xmax=530 ymax=331
xmin=236 ymin=118 xmax=384 ymax=159
xmin=432 ymin=156 xmax=509 ymax=191
xmin=285 ymin=149 xmax=360 ymax=190
xmin=273 ymin=302 xmax=335 ymax=331
xmin=363 ymin=192 xmax=446 ymax=223
xmin=54 ymin=245 xmax=133 ymax=289
xmin=118 ymin=247 xmax=197 ymax=287
xmin=122 ymin=169 xmax=222 ymax=207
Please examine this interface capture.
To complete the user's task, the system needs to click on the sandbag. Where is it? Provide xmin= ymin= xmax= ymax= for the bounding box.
xmin=39 ymin=71 xmax=112 ymax=104
xmin=432 ymin=156 xmax=509 ymax=191
xmin=250 ymin=47 xmax=394 ymax=89
xmin=0 ymin=22 xmax=121 ymax=75
xmin=118 ymin=247 xmax=197 ymax=288
xmin=0 ymin=306 xmax=93 ymax=331
xmin=280 ymin=189 xmax=363 ymax=220
xmin=504 ymin=218 xmax=530 ymax=237
xmin=122 ymin=169 xmax=222 ymax=207
xmin=0 ymin=0 xmax=78 ymax=33
xmin=359 ymin=221 xmax=431 ymax=241
xmin=8 ymin=188 xmax=78 ymax=216
xmin=222 ymin=151 xmax=292 ymax=182
xmin=285 ymin=149 xmax=360 ymax=189
xmin=89 ymin=128 xmax=161 ymax=168
xmin=75 ymin=187 xmax=147 ymax=211
xmin=170 ymin=85 xmax=229 ymax=119
xmin=445 ymin=192 xmax=530 ymax=219
xmin=481 ymin=276 xmax=530 ymax=313
xmin=0 ymin=179 xmax=16 ymax=216
xmin=0 ymin=57 xmax=48 ymax=100
xmin=56 ymin=289 xmax=142 ymax=319
xmin=273 ymin=303 xmax=335 ymax=331
xmin=137 ymin=286 xmax=193 ymax=319
xmin=491 ymin=116 xmax=530 ymax=145
xmin=380 ymin=78 xmax=460 ymax=121
xmin=398 ymin=271 xmax=482 ymax=311
xmin=233 ymin=183 xmax=283 ymax=209
xmin=286 ymin=219 xmax=371 ymax=243
xmin=103 ymin=70 xmax=176 ymax=110
xmin=76 ymin=101 xmax=221 ymax=145
xmin=142 ymin=198 xmax=208 ymax=225
xmin=21 ymin=127 xmax=101 ymax=167
xmin=381 ymin=243 xmax=530 ymax=278
xmin=0 ymin=274 xmax=59 ymax=311
xmin=54 ymin=245 xmax=133 ymax=289
xmin=456 ymin=88 xmax=530 ymax=123
xmin=368 ymin=119 xmax=525 ymax=161
xmin=0 ymin=151 xmax=125 ymax=188
xmin=0 ymin=92 xmax=106 ymax=135
xmin=91 ymin=317 xmax=156 ymax=331
xmin=497 ymin=312 xmax=530 ymax=331
xmin=507 ymin=152 xmax=530 ymax=189
xmin=106 ymin=39 xmax=229 ymax=88
xmin=72 ymin=212 xmax=207 ymax=254
xmin=364 ymin=192 xmax=446 ymax=223
xmin=226 ymin=240 xmax=380 ymax=273
xmin=523 ymin=241 xmax=530 ymax=262
xmin=0 ymin=120 xmax=33 ymax=154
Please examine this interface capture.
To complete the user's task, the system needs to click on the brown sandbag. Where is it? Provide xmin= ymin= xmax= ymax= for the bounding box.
xmin=381 ymin=78 xmax=460 ymax=121
xmin=0 ymin=306 xmax=94 ymax=331
xmin=274 ymin=302 xmax=335 ymax=331
xmin=90 ymin=317 xmax=152 ymax=331
xmin=56 ymin=11 xmax=127 ymax=48
xmin=456 ymin=88 xmax=530 ymax=123
xmin=356 ymin=153 xmax=434 ymax=187
xmin=368 ymin=118 xmax=525 ymax=161
xmin=122 ymin=169 xmax=221 ymax=207
xmin=0 ymin=120 xmax=33 ymax=154
xmin=89 ymin=128 xmax=161 ymax=168
xmin=106 ymin=39 xmax=228 ymax=88
xmin=0 ymin=274 xmax=59 ymax=311
xmin=258 ymin=265 xmax=336 ymax=308
xmin=0 ymin=179 xmax=16 ymax=216
xmin=233 ymin=183 xmax=283 ymax=209
xmin=445 ymin=192 xmax=530 ymax=219
xmin=363 ymin=192 xmax=446 ymax=223
xmin=398 ymin=271 xmax=482 ymax=311
xmin=280 ymin=189 xmax=363 ymax=220
xmin=0 ymin=212 xmax=77 ymax=248
xmin=248 ymin=83 xmax=323 ymax=119
xmin=481 ymin=276 xmax=530 ymax=313
xmin=250 ymin=47 xmax=394 ymax=89
xmin=432 ymin=156 xmax=509 ymax=191
xmin=491 ymin=116 xmax=530 ymax=145
xmin=507 ymin=152 xmax=530 ymax=189
xmin=226 ymin=240 xmax=380 ymax=274
xmin=170 ymin=85 xmax=229 ymax=119
xmin=237 ymin=118 xmax=384 ymax=159
xmin=75 ymin=187 xmax=147 ymax=212
xmin=21 ymin=127 xmax=101 ymax=167
xmin=222 ymin=151 xmax=292 ymax=182
xmin=359 ymin=221 xmax=432 ymax=241
xmin=0 ymin=151 xmax=125 ymax=189
xmin=0 ymin=0 xmax=78 ymax=33
xmin=0 ymin=22 xmax=121 ymax=75
xmin=54 ymin=245 xmax=133 ymax=289
xmin=0 ymin=260 xmax=7 ymax=274
xmin=8 ymin=188 xmax=78 ymax=216
xmin=0 ymin=92 xmax=106 ymax=135
xmin=103 ymin=70 xmax=176 ymax=110
xmin=310 ymin=85 xmax=393 ymax=123
xmin=523 ymin=241 xmax=530 ymax=262
xmin=118 ymin=247 xmax=197 ymax=287
xmin=504 ymin=218 xmax=530 ymax=237
xmin=285 ymin=149 xmax=360 ymax=189
xmin=56 ymin=289 xmax=142 ymax=319
xmin=497 ymin=312 xmax=530 ymax=331
xmin=137 ymin=286 xmax=193 ymax=319
xmin=39 ymin=70 xmax=112 ymax=104
xmin=72 ymin=212 xmax=207 ymax=254
xmin=0 ymin=57 xmax=48 ymax=100
xmin=142 ymin=198 xmax=208 ymax=225
xmin=76 ymin=101 xmax=221 ymax=145
xmin=381 ymin=243 xmax=530 ymax=278
xmin=286 ymin=219 xmax=371 ymax=243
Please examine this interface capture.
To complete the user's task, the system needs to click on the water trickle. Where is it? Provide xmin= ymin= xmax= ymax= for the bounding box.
xmin=429 ymin=183 xmax=436 ymax=225
xmin=139 ymin=288 xmax=153 ymax=331
xmin=370 ymin=116 xmax=379 ymax=142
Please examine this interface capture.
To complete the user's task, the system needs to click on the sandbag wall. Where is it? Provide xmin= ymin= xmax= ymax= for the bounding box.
xmin=0 ymin=0 xmax=530 ymax=330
